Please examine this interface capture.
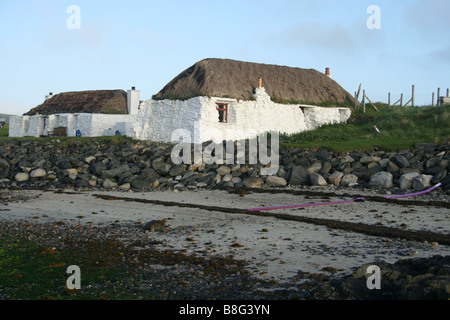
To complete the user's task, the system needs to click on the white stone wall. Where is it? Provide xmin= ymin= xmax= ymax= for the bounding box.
xmin=9 ymin=87 xmax=351 ymax=141
xmin=134 ymin=98 xmax=203 ymax=142
xmin=134 ymin=87 xmax=351 ymax=143
xmin=9 ymin=114 xmax=138 ymax=138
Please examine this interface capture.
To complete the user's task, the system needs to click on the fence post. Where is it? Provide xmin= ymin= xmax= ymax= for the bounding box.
xmin=412 ymin=85 xmax=415 ymax=107
xmin=388 ymin=92 xmax=391 ymax=108
xmin=363 ymin=90 xmax=366 ymax=113
xmin=437 ymin=88 xmax=440 ymax=106
xmin=447 ymin=88 xmax=449 ymax=97
xmin=400 ymin=93 xmax=403 ymax=107
xmin=432 ymin=92 xmax=435 ymax=107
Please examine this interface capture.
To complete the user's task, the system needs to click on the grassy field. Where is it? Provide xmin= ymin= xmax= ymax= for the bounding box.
xmin=281 ymin=104 xmax=450 ymax=152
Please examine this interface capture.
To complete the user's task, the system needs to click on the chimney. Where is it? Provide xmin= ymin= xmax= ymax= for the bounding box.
xmin=325 ymin=68 xmax=331 ymax=78
xmin=127 ymin=86 xmax=140 ymax=114
xmin=258 ymin=77 xmax=262 ymax=88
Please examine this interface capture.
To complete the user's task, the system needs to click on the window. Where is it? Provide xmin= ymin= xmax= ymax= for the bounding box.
xmin=216 ymin=103 xmax=228 ymax=123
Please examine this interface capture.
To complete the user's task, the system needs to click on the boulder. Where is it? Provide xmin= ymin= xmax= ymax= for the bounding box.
xmin=289 ymin=166 xmax=310 ymax=185
xmin=243 ymin=177 xmax=264 ymax=188
xmin=412 ymin=175 xmax=433 ymax=191
xmin=103 ymin=178 xmax=118 ymax=188
xmin=15 ymin=172 xmax=29 ymax=182
xmin=393 ymin=155 xmax=410 ymax=168
xmin=341 ymin=174 xmax=358 ymax=187
xmin=216 ymin=165 xmax=231 ymax=176
xmin=169 ymin=164 xmax=186 ymax=177
xmin=152 ymin=161 xmax=172 ymax=175
xmin=370 ymin=171 xmax=393 ymax=189
xmin=360 ymin=155 xmax=382 ymax=164
xmin=30 ymin=168 xmax=47 ymax=178
xmin=398 ymin=172 xmax=420 ymax=190
xmin=307 ymin=160 xmax=322 ymax=174
xmin=265 ymin=176 xmax=287 ymax=187
xmin=328 ymin=171 xmax=343 ymax=186
xmin=0 ymin=158 xmax=10 ymax=179
xmin=309 ymin=173 xmax=327 ymax=186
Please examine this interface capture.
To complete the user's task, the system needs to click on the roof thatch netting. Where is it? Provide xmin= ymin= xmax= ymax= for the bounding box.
xmin=153 ymin=58 xmax=355 ymax=104
xmin=25 ymin=90 xmax=128 ymax=115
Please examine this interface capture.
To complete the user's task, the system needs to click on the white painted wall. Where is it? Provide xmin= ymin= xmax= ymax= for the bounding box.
xmin=134 ymin=87 xmax=351 ymax=143
xmin=9 ymin=114 xmax=138 ymax=138
xmin=9 ymin=87 xmax=351 ymax=141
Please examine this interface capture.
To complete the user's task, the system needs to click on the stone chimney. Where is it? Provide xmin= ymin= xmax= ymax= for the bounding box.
xmin=127 ymin=86 xmax=140 ymax=114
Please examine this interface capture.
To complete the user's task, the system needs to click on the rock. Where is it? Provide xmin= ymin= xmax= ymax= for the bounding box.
xmin=216 ymin=165 xmax=231 ymax=176
xmin=398 ymin=172 xmax=419 ymax=190
xmin=386 ymin=161 xmax=400 ymax=174
xmin=412 ymin=175 xmax=433 ymax=191
xmin=85 ymin=156 xmax=96 ymax=164
xmin=30 ymin=168 xmax=46 ymax=178
xmin=64 ymin=168 xmax=78 ymax=180
xmin=243 ymin=177 xmax=264 ymax=188
xmin=15 ymin=172 xmax=29 ymax=182
xmin=169 ymin=164 xmax=185 ymax=177
xmin=328 ymin=171 xmax=343 ymax=186
xmin=103 ymin=178 xmax=118 ymax=188
xmin=265 ymin=176 xmax=287 ymax=187
xmin=289 ymin=166 xmax=310 ymax=185
xmin=360 ymin=155 xmax=382 ymax=164
xmin=307 ymin=160 xmax=322 ymax=174
xmin=102 ymin=164 xmax=130 ymax=179
xmin=143 ymin=220 xmax=166 ymax=232
xmin=222 ymin=173 xmax=233 ymax=182
xmin=370 ymin=171 xmax=393 ymax=189
xmin=393 ymin=155 xmax=410 ymax=168
xmin=152 ymin=161 xmax=172 ymax=175
xmin=309 ymin=173 xmax=327 ymax=186
xmin=431 ymin=168 xmax=447 ymax=184
xmin=119 ymin=183 xmax=131 ymax=190
xmin=379 ymin=159 xmax=390 ymax=168
xmin=340 ymin=174 xmax=358 ymax=187
xmin=0 ymin=158 xmax=10 ymax=178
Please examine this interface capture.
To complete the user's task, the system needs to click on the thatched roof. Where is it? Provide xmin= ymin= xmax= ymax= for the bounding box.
xmin=25 ymin=90 xmax=128 ymax=115
xmin=153 ymin=58 xmax=355 ymax=104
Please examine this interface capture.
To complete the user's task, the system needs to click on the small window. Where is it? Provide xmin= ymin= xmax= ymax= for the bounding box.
xmin=216 ymin=103 xmax=228 ymax=123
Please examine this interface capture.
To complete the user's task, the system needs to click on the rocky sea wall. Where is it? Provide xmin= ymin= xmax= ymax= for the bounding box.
xmin=0 ymin=138 xmax=449 ymax=195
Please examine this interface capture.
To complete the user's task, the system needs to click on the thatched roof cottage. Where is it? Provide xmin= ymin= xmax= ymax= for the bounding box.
xmin=9 ymin=58 xmax=353 ymax=143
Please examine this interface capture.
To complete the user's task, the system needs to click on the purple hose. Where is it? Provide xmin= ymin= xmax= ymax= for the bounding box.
xmin=248 ymin=183 xmax=441 ymax=212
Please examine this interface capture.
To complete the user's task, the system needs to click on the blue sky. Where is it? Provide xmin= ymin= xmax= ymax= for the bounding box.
xmin=1 ymin=0 xmax=449 ymax=115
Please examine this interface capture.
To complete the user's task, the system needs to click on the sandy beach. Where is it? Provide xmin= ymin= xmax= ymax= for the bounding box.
xmin=2 ymin=187 xmax=449 ymax=285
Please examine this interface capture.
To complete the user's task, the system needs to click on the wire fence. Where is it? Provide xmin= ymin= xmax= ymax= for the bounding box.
xmin=355 ymin=86 xmax=449 ymax=109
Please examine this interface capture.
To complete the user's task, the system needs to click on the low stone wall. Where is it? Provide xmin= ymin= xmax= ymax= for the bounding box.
xmin=0 ymin=138 xmax=448 ymax=195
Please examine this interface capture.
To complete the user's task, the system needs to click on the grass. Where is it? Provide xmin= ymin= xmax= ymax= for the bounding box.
xmin=281 ymin=104 xmax=450 ymax=152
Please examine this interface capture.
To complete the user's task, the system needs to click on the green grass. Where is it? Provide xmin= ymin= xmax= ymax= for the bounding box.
xmin=281 ymin=104 xmax=450 ymax=152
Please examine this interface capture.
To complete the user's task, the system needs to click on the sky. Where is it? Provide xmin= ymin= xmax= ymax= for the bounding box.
xmin=0 ymin=0 xmax=449 ymax=115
